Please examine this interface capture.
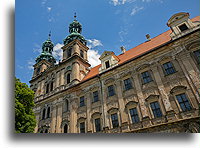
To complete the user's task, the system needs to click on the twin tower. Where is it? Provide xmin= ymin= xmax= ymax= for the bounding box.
xmin=32 ymin=15 xmax=91 ymax=85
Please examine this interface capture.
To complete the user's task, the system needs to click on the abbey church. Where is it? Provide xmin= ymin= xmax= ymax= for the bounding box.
xmin=30 ymin=12 xmax=200 ymax=133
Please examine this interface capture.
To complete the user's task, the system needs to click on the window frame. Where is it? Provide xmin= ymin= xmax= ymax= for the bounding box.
xmin=163 ymin=61 xmax=176 ymax=75
xmin=150 ymin=101 xmax=163 ymax=118
xmin=175 ymin=93 xmax=192 ymax=112
xmin=141 ymin=71 xmax=152 ymax=84
xmin=111 ymin=113 xmax=119 ymax=128
xmin=108 ymin=85 xmax=115 ymax=97
xmin=67 ymin=73 xmax=71 ymax=84
xmin=124 ymin=78 xmax=133 ymax=91
xmin=105 ymin=61 xmax=110 ymax=69
xmin=93 ymin=91 xmax=99 ymax=103
xmin=94 ymin=118 xmax=101 ymax=132
xmin=79 ymin=122 xmax=85 ymax=133
xmin=129 ymin=108 xmax=140 ymax=123
xmin=178 ymin=23 xmax=189 ymax=32
xmin=79 ymin=96 xmax=85 ymax=107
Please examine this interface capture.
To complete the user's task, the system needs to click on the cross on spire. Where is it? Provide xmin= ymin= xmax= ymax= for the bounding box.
xmin=74 ymin=12 xmax=77 ymax=20
xmin=48 ymin=31 xmax=51 ymax=40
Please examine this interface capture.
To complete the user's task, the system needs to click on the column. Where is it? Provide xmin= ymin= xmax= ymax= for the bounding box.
xmin=86 ymin=92 xmax=92 ymax=132
xmin=60 ymin=69 xmax=65 ymax=86
xmin=56 ymin=102 xmax=62 ymax=133
xmin=115 ymin=80 xmax=127 ymax=124
xmin=72 ymin=62 xmax=80 ymax=84
xmin=70 ymin=99 xmax=78 ymax=133
xmin=50 ymin=104 xmax=57 ymax=133
xmin=132 ymin=73 xmax=149 ymax=117
xmin=150 ymin=64 xmax=173 ymax=112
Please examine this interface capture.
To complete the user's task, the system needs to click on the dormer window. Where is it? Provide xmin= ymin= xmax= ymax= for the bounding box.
xmin=105 ymin=61 xmax=110 ymax=69
xmin=178 ymin=24 xmax=189 ymax=32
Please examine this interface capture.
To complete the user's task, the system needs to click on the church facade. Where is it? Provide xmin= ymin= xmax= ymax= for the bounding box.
xmin=30 ymin=12 xmax=200 ymax=133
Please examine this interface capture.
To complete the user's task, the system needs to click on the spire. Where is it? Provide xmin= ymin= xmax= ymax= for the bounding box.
xmin=35 ymin=32 xmax=56 ymax=64
xmin=63 ymin=14 xmax=87 ymax=45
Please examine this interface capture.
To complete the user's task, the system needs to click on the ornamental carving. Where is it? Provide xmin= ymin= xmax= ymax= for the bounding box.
xmin=104 ymin=77 xmax=115 ymax=85
xmin=170 ymin=85 xmax=187 ymax=94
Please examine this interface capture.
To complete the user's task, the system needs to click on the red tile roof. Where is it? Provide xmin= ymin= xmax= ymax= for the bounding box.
xmin=82 ymin=16 xmax=200 ymax=81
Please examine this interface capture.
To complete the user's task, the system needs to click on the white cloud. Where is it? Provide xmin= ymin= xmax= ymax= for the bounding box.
xmin=47 ymin=7 xmax=52 ymax=12
xmin=87 ymin=39 xmax=103 ymax=67
xmin=27 ymin=59 xmax=35 ymax=70
xmin=88 ymin=50 xmax=101 ymax=67
xmin=52 ymin=43 xmax=63 ymax=63
xmin=110 ymin=0 xmax=136 ymax=6
xmin=130 ymin=6 xmax=144 ymax=16
xmin=41 ymin=0 xmax=47 ymax=6
xmin=87 ymin=39 xmax=103 ymax=49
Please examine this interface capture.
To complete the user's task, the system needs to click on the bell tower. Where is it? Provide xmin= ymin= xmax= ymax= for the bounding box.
xmin=62 ymin=14 xmax=90 ymax=85
xmin=32 ymin=32 xmax=56 ymax=78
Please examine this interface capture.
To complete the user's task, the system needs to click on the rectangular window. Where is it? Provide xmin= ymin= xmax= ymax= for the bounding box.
xmin=150 ymin=102 xmax=163 ymax=118
xmin=108 ymin=85 xmax=115 ymax=97
xmin=111 ymin=113 xmax=119 ymax=128
xmin=163 ymin=62 xmax=176 ymax=75
xmin=141 ymin=71 xmax=152 ymax=84
xmin=80 ymin=96 xmax=85 ymax=107
xmin=46 ymin=84 xmax=49 ymax=93
xmin=80 ymin=50 xmax=84 ymax=58
xmin=105 ymin=61 xmax=110 ymax=69
xmin=124 ymin=78 xmax=133 ymax=90
xmin=67 ymin=48 xmax=72 ymax=58
xmin=93 ymin=91 xmax=99 ymax=102
xmin=94 ymin=118 xmax=101 ymax=132
xmin=176 ymin=93 xmax=192 ymax=112
xmin=80 ymin=122 xmax=85 ymax=133
xmin=193 ymin=50 xmax=200 ymax=64
xmin=129 ymin=108 xmax=139 ymax=123
xmin=178 ymin=24 xmax=189 ymax=32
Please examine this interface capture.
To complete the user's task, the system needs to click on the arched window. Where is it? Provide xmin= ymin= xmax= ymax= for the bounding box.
xmin=42 ymin=108 xmax=46 ymax=119
xmin=64 ymin=124 xmax=68 ymax=133
xmin=67 ymin=73 xmax=71 ymax=84
xmin=46 ymin=84 xmax=49 ymax=93
xmin=50 ymin=82 xmax=53 ymax=91
xmin=47 ymin=107 xmax=51 ymax=118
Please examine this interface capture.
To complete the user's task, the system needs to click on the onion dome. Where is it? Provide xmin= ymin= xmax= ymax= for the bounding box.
xmin=63 ymin=13 xmax=87 ymax=45
xmin=35 ymin=32 xmax=56 ymax=64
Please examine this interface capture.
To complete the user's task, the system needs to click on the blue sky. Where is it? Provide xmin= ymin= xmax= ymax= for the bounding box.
xmin=15 ymin=0 xmax=200 ymax=85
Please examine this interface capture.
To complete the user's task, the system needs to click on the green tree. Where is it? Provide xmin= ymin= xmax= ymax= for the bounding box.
xmin=15 ymin=78 xmax=36 ymax=133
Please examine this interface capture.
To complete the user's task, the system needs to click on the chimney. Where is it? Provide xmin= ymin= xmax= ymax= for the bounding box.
xmin=120 ymin=46 xmax=126 ymax=54
xmin=146 ymin=34 xmax=151 ymax=41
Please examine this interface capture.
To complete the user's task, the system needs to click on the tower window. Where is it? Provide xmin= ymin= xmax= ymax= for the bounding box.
xmin=105 ymin=61 xmax=110 ymax=69
xmin=141 ymin=71 xmax=152 ymax=84
xmin=80 ymin=50 xmax=84 ymax=58
xmin=67 ymin=48 xmax=72 ymax=58
xmin=42 ymin=108 xmax=46 ymax=120
xmin=67 ymin=73 xmax=71 ymax=84
xmin=80 ymin=96 xmax=85 ymax=107
xmin=108 ymin=85 xmax=115 ymax=97
xmin=111 ymin=113 xmax=119 ymax=128
xmin=129 ymin=108 xmax=139 ymax=123
xmin=46 ymin=84 xmax=49 ymax=93
xmin=124 ymin=78 xmax=133 ymax=90
xmin=47 ymin=107 xmax=50 ymax=118
xmin=93 ymin=91 xmax=99 ymax=102
xmin=64 ymin=99 xmax=69 ymax=112
xmin=150 ymin=101 xmax=163 ymax=118
xmin=163 ymin=61 xmax=176 ymax=75
xmin=176 ymin=93 xmax=192 ymax=112
xmin=50 ymin=82 xmax=53 ymax=91
xmin=80 ymin=122 xmax=85 ymax=133
xmin=64 ymin=124 xmax=68 ymax=133
xmin=178 ymin=24 xmax=189 ymax=32
xmin=36 ymin=67 xmax=40 ymax=74
xmin=94 ymin=118 xmax=101 ymax=132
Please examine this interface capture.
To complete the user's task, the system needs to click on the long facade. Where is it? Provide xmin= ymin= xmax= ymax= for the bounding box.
xmin=30 ymin=12 xmax=200 ymax=133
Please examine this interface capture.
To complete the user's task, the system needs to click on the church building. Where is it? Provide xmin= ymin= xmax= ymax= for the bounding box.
xmin=30 ymin=12 xmax=200 ymax=133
